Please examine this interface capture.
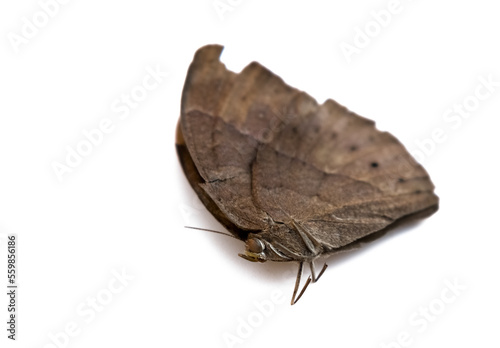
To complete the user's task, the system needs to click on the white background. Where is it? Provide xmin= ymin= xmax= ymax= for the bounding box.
xmin=1 ymin=0 xmax=499 ymax=347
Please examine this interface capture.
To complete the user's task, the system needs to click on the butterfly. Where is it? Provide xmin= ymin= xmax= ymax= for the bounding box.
xmin=176 ymin=45 xmax=438 ymax=304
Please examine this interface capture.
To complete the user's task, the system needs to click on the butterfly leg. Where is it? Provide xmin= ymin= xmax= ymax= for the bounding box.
xmin=291 ymin=262 xmax=312 ymax=305
xmin=309 ymin=260 xmax=328 ymax=283
xmin=292 ymin=220 xmax=319 ymax=255
xmin=290 ymin=261 xmax=329 ymax=305
xmin=292 ymin=221 xmax=329 ymax=283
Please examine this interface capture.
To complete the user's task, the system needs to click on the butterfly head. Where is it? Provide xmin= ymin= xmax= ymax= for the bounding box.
xmin=238 ymin=238 xmax=267 ymax=263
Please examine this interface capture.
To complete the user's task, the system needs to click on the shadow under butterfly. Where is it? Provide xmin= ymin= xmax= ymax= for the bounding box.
xmin=175 ymin=44 xmax=439 ymax=305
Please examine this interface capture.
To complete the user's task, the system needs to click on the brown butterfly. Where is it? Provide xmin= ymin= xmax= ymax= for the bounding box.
xmin=176 ymin=45 xmax=438 ymax=304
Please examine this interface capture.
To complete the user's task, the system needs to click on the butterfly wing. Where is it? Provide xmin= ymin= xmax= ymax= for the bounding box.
xmin=178 ymin=45 xmax=438 ymax=253
xmin=179 ymin=44 xmax=300 ymax=233
xmin=250 ymin=96 xmax=438 ymax=249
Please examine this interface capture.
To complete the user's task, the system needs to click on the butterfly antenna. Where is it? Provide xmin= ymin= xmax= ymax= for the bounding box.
xmin=184 ymin=226 xmax=240 ymax=240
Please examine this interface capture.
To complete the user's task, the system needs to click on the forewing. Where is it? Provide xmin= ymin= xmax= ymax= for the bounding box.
xmin=180 ymin=45 xmax=304 ymax=231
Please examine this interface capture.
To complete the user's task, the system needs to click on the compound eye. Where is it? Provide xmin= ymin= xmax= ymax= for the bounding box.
xmin=246 ymin=238 xmax=265 ymax=253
